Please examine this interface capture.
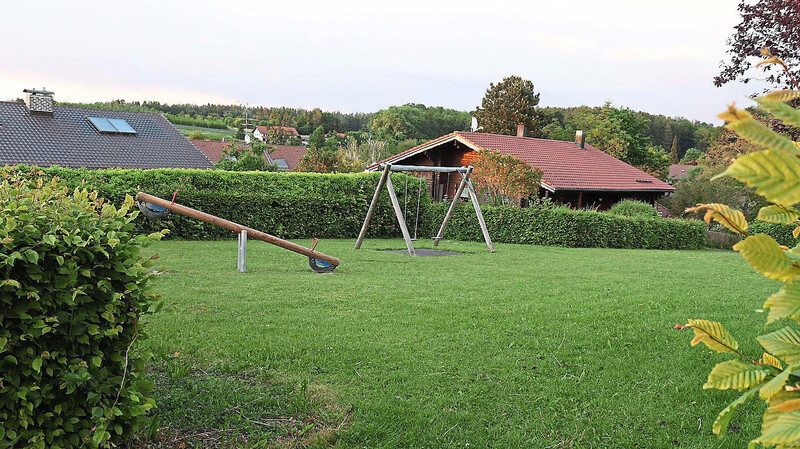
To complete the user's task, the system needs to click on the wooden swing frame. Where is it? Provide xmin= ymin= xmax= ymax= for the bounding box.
xmin=354 ymin=164 xmax=495 ymax=256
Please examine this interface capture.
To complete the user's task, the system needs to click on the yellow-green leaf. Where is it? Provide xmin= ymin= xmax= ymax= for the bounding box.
xmin=764 ymin=352 xmax=784 ymax=370
xmin=753 ymin=410 xmax=800 ymax=446
xmin=718 ymin=150 xmax=800 ymax=205
xmin=773 ymin=399 xmax=800 ymax=413
xmin=761 ymin=366 xmax=794 ymax=400
xmin=757 ymin=98 xmax=800 ymax=128
xmin=686 ymin=203 xmax=748 ymax=234
xmin=713 ymin=386 xmax=760 ymax=435
xmin=758 ymin=205 xmax=800 ymax=225
xmin=758 ymin=327 xmax=800 ymax=365
xmin=795 ymin=226 xmax=800 ymax=239
xmin=721 ymin=111 xmax=798 ymax=153
xmin=765 ymin=283 xmax=800 ymax=324
xmin=704 ymin=360 xmax=770 ymax=391
xmin=687 ymin=319 xmax=739 ymax=353
xmin=734 ymin=234 xmax=800 ymax=282
xmin=757 ymin=90 xmax=800 ymax=103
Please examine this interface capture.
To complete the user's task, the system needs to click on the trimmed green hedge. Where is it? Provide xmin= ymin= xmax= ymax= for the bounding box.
xmin=34 ymin=167 xmax=430 ymax=240
xmin=19 ymin=166 xmax=706 ymax=249
xmin=749 ymin=222 xmax=799 ymax=247
xmin=424 ymin=203 xmax=707 ymax=249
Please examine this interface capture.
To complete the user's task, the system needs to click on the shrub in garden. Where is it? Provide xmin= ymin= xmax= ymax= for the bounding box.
xmin=679 ymin=53 xmax=800 ymax=446
xmin=0 ymin=168 xmax=165 ymax=448
xmin=608 ymin=199 xmax=661 ymax=219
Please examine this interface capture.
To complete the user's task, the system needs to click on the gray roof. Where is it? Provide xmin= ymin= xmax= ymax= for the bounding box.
xmin=0 ymin=102 xmax=213 ymax=169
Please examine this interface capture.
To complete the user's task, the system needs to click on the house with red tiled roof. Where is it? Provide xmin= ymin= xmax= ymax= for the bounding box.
xmin=668 ymin=163 xmax=698 ymax=184
xmin=190 ymin=139 xmax=306 ymax=171
xmin=190 ymin=139 xmax=245 ymax=163
xmin=268 ymin=145 xmax=307 ymax=171
xmin=366 ymin=128 xmax=674 ymax=209
xmin=253 ymin=126 xmax=299 ymax=142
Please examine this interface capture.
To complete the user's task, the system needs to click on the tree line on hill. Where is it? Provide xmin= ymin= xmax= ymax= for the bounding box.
xmin=63 ymin=93 xmax=719 ymax=179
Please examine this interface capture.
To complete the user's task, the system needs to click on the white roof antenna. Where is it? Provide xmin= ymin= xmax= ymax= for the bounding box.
xmin=470 ymin=116 xmax=479 ymax=132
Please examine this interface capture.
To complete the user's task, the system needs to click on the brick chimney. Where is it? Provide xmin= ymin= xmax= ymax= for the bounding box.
xmin=575 ymin=130 xmax=586 ymax=149
xmin=23 ymin=88 xmax=55 ymax=116
xmin=516 ymin=123 xmax=527 ymax=138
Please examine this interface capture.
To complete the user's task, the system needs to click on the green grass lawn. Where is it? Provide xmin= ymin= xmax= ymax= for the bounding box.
xmin=176 ymin=124 xmax=235 ymax=141
xmin=139 ymin=239 xmax=777 ymax=448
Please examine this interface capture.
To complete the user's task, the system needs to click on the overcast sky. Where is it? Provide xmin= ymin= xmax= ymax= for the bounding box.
xmin=1 ymin=0 xmax=768 ymax=123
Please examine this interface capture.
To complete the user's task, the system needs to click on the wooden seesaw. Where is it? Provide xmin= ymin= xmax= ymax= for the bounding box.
xmin=135 ymin=192 xmax=340 ymax=273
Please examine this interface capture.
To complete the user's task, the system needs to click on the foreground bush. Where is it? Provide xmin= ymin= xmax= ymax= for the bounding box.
xmin=0 ymin=168 xmax=165 ymax=448
xmin=424 ymin=203 xmax=706 ymax=249
xmin=679 ymin=55 xmax=800 ymax=446
xmin=608 ymin=199 xmax=661 ymax=219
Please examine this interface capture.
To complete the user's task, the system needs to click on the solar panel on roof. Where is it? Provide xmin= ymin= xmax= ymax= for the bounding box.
xmin=274 ymin=159 xmax=289 ymax=170
xmin=87 ymin=116 xmax=137 ymax=134
xmin=108 ymin=118 xmax=137 ymax=134
xmin=88 ymin=117 xmax=117 ymax=133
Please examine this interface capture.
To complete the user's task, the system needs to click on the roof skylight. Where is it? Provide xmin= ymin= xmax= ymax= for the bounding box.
xmin=87 ymin=117 xmax=137 ymax=134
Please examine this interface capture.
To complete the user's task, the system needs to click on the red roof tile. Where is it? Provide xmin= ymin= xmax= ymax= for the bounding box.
xmin=369 ymin=132 xmax=674 ymax=192
xmin=190 ymin=140 xmax=244 ymax=163
xmin=255 ymin=125 xmax=299 ymax=136
xmin=668 ymin=163 xmax=698 ymax=180
xmin=269 ymin=145 xmax=307 ymax=171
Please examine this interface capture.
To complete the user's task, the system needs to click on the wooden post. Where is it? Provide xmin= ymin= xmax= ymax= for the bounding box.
xmin=135 ymin=192 xmax=340 ymax=267
xmin=577 ymin=191 xmax=583 ymax=209
xmin=465 ymin=175 xmax=495 ymax=253
xmin=385 ymin=174 xmax=416 ymax=256
xmin=237 ymin=229 xmax=247 ymax=273
xmin=354 ymin=165 xmax=391 ymax=250
xmin=434 ymin=168 xmax=470 ymax=247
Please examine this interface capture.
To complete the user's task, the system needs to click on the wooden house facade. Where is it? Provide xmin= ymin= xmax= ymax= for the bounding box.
xmin=366 ymin=130 xmax=674 ymax=210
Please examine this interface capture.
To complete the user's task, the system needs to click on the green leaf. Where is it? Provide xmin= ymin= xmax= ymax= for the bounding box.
xmin=5 ymin=217 xmax=16 ymax=231
xmin=761 ymin=366 xmax=794 ymax=401
xmin=756 ymin=90 xmax=800 ymax=103
xmin=733 ymin=234 xmax=800 ymax=282
xmin=723 ymin=114 xmax=798 ymax=153
xmin=717 ymin=150 xmax=800 ymax=206
xmin=687 ymin=319 xmax=739 ymax=353
xmin=758 ymin=327 xmax=800 ymax=365
xmin=31 ymin=357 xmax=42 ymax=373
xmin=713 ymin=386 xmax=761 ymax=435
xmin=754 ymin=410 xmax=800 ymax=446
xmin=91 ymin=356 xmax=102 ymax=368
xmin=765 ymin=283 xmax=800 ymax=324
xmin=758 ymin=205 xmax=800 ymax=225
xmin=757 ymin=98 xmax=800 ymax=128
xmin=704 ymin=360 xmax=770 ymax=391
xmin=24 ymin=250 xmax=38 ymax=264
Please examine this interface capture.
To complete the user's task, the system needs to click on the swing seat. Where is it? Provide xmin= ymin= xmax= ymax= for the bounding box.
xmin=308 ymin=257 xmax=337 ymax=273
xmin=137 ymin=201 xmax=171 ymax=219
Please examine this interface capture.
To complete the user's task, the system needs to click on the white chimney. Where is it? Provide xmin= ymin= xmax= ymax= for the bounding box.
xmin=23 ymin=88 xmax=55 ymax=116
xmin=516 ymin=123 xmax=527 ymax=138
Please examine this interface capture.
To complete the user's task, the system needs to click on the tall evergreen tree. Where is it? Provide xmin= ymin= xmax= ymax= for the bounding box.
xmin=474 ymin=76 xmax=541 ymax=136
xmin=670 ymin=136 xmax=679 ymax=164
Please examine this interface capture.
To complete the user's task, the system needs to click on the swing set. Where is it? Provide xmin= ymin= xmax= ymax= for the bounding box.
xmin=135 ymin=192 xmax=340 ymax=273
xmin=354 ymin=164 xmax=494 ymax=256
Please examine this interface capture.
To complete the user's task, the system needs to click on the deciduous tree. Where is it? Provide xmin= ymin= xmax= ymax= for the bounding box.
xmin=471 ymin=150 xmax=542 ymax=207
xmin=715 ymin=0 xmax=800 ymax=88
